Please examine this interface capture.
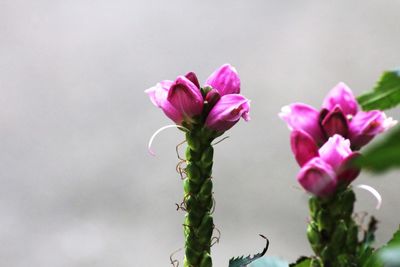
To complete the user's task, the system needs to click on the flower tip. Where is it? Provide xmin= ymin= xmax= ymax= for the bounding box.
xmin=278 ymin=105 xmax=291 ymax=117
xmin=243 ymin=112 xmax=251 ymax=121
xmin=385 ymin=116 xmax=398 ymax=129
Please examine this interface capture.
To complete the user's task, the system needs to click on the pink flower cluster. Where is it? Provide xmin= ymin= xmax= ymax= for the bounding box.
xmin=145 ymin=64 xmax=250 ymax=133
xmin=280 ymin=83 xmax=397 ymax=197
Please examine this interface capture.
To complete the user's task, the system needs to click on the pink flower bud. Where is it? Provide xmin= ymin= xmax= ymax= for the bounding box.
xmin=322 ymin=82 xmax=358 ymax=116
xmin=167 ymin=76 xmax=204 ymax=120
xmin=205 ymin=94 xmax=250 ymax=132
xmin=290 ymin=130 xmax=319 ymax=167
xmin=318 ymin=135 xmax=353 ymax=171
xmin=279 ymin=103 xmax=324 ymax=143
xmin=205 ymin=89 xmax=221 ymax=110
xmin=297 ymin=157 xmax=337 ymax=197
xmin=205 ymin=64 xmax=241 ymax=96
xmin=349 ymin=110 xmax=398 ymax=149
xmin=321 ymin=106 xmax=349 ymax=138
xmin=145 ymin=80 xmax=183 ymax=124
xmin=337 ymin=153 xmax=361 ymax=184
xmin=185 ymin=71 xmax=200 ymax=89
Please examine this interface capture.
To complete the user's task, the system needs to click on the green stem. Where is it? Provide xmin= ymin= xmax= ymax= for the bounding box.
xmin=183 ymin=126 xmax=215 ymax=267
xmin=307 ymin=188 xmax=359 ymax=267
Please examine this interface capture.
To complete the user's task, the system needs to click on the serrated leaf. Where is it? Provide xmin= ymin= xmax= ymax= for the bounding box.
xmin=357 ymin=69 xmax=400 ymax=111
xmin=229 ymin=235 xmax=269 ymax=267
xmin=356 ymin=125 xmax=400 ymax=172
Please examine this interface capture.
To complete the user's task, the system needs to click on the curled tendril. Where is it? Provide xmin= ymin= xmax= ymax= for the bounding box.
xmin=356 ymin=184 xmax=382 ymax=210
xmin=176 ymin=160 xmax=188 ymax=180
xmin=169 ymin=247 xmax=183 ymax=267
xmin=176 ymin=140 xmax=187 ymax=161
xmin=211 ymin=225 xmax=221 ymax=247
xmin=211 ymin=193 xmax=216 ymax=214
xmin=148 ymin=125 xmax=189 ymax=156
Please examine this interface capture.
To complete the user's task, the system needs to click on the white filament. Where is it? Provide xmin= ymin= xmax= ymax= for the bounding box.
xmin=148 ymin=124 xmax=189 ymax=156
xmin=356 ymin=184 xmax=382 ymax=210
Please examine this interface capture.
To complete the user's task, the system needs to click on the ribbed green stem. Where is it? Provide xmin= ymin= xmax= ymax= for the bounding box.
xmin=183 ymin=127 xmax=215 ymax=267
xmin=307 ymin=188 xmax=359 ymax=267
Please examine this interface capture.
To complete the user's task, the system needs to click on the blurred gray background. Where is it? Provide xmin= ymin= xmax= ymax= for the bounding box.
xmin=1 ymin=0 xmax=400 ymax=266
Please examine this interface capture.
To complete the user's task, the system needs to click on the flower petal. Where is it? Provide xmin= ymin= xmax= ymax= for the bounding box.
xmin=145 ymin=81 xmax=183 ymax=124
xmin=349 ymin=110 xmax=397 ymax=149
xmin=279 ymin=103 xmax=323 ymax=142
xmin=297 ymin=157 xmax=337 ymax=197
xmin=205 ymin=64 xmax=241 ymax=95
xmin=290 ymin=130 xmax=319 ymax=167
xmin=185 ymin=71 xmax=200 ymax=89
xmin=167 ymin=76 xmax=204 ymax=119
xmin=337 ymin=152 xmax=361 ymax=185
xmin=322 ymin=82 xmax=358 ymax=115
xmin=321 ymin=105 xmax=349 ymax=138
xmin=205 ymin=94 xmax=250 ymax=132
xmin=319 ymin=134 xmax=352 ymax=171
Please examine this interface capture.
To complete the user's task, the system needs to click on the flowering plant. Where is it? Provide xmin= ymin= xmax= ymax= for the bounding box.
xmin=146 ymin=65 xmax=400 ymax=267
xmin=146 ymin=64 xmax=250 ymax=267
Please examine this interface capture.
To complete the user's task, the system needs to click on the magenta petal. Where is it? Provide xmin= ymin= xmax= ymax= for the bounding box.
xmin=185 ymin=72 xmax=200 ymax=89
xmin=145 ymin=80 xmax=173 ymax=107
xmin=290 ymin=130 xmax=319 ymax=167
xmin=205 ymin=64 xmax=241 ymax=96
xmin=145 ymin=81 xmax=183 ymax=124
xmin=205 ymin=94 xmax=250 ymax=132
xmin=319 ymin=134 xmax=352 ymax=171
xmin=322 ymin=82 xmax=358 ymax=115
xmin=337 ymin=153 xmax=361 ymax=185
xmin=167 ymin=76 xmax=204 ymax=119
xmin=321 ymin=105 xmax=349 ymax=138
xmin=297 ymin=157 xmax=337 ymax=197
xmin=349 ymin=110 xmax=397 ymax=149
xmin=205 ymin=89 xmax=221 ymax=110
xmin=279 ymin=103 xmax=323 ymax=142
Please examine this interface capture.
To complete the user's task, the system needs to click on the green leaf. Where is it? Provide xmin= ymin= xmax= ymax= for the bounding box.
xmin=357 ymin=69 xmax=400 ymax=111
xmin=356 ymin=125 xmax=400 ymax=172
xmin=363 ymin=227 xmax=400 ymax=267
xmin=289 ymin=257 xmax=312 ymax=267
xmin=229 ymin=235 xmax=269 ymax=267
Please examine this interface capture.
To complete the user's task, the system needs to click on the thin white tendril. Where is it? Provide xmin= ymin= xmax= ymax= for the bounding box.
xmin=356 ymin=184 xmax=382 ymax=210
xmin=148 ymin=125 xmax=189 ymax=156
xmin=211 ymin=136 xmax=230 ymax=146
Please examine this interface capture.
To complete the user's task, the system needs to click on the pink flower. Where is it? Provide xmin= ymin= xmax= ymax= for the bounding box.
xmin=145 ymin=72 xmax=203 ymax=125
xmin=205 ymin=94 xmax=250 ymax=132
xmin=146 ymin=64 xmax=250 ymax=133
xmin=167 ymin=76 xmax=204 ymax=120
xmin=297 ymin=157 xmax=337 ymax=197
xmin=145 ymin=80 xmax=183 ymax=124
xmin=280 ymin=82 xmax=397 ymax=149
xmin=205 ymin=64 xmax=240 ymax=95
xmin=295 ymin=134 xmax=360 ymax=197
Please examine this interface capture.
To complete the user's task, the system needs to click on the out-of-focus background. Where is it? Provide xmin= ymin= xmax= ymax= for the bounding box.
xmin=1 ymin=1 xmax=400 ymax=266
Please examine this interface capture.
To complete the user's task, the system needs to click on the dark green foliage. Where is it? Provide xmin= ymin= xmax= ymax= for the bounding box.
xmin=229 ymin=235 xmax=269 ymax=267
xmin=362 ymin=227 xmax=400 ymax=267
xmin=356 ymin=125 xmax=400 ymax=172
xmin=357 ymin=69 xmax=400 ymax=111
xmin=289 ymin=257 xmax=312 ymax=267
xmin=307 ymin=188 xmax=360 ymax=267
